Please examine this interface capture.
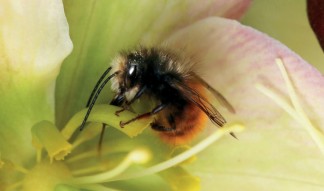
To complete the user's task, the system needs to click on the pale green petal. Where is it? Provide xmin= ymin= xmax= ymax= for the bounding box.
xmin=0 ymin=0 xmax=72 ymax=165
xmin=242 ymin=0 xmax=324 ymax=72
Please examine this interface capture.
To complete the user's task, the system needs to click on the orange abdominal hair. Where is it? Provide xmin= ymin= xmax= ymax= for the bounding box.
xmin=156 ymin=82 xmax=209 ymax=145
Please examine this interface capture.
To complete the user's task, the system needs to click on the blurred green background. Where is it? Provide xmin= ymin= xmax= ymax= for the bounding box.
xmin=242 ymin=0 xmax=324 ymax=72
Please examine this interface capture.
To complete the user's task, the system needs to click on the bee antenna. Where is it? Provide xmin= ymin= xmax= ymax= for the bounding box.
xmin=80 ymin=71 xmax=119 ymax=131
xmin=86 ymin=67 xmax=113 ymax=107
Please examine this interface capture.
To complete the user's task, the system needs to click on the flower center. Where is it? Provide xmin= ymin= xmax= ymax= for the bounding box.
xmin=3 ymin=103 xmax=244 ymax=191
xmin=22 ymin=161 xmax=72 ymax=191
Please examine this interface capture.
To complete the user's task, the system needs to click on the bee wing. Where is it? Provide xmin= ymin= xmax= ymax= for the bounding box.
xmin=169 ymin=80 xmax=226 ymax=127
xmin=191 ymin=73 xmax=235 ymax=113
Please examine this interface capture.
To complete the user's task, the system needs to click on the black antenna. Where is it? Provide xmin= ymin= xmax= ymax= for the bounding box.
xmin=86 ymin=67 xmax=112 ymax=107
xmin=80 ymin=71 xmax=119 ymax=131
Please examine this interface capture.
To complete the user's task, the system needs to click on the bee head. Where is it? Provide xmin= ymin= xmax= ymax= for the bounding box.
xmin=111 ymin=51 xmax=145 ymax=101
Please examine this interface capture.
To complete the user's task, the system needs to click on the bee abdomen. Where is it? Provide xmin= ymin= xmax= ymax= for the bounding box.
xmin=156 ymin=103 xmax=208 ymax=145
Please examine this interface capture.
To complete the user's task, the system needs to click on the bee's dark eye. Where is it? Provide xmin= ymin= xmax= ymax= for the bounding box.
xmin=128 ymin=64 xmax=137 ymax=79
xmin=126 ymin=53 xmax=143 ymax=87
xmin=126 ymin=64 xmax=138 ymax=87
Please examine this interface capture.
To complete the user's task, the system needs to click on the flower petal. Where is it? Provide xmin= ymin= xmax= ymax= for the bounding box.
xmin=0 ymin=0 xmax=72 ymax=164
xmin=186 ymin=0 xmax=252 ymax=20
xmin=141 ymin=0 xmax=251 ymax=44
xmin=165 ymin=17 xmax=324 ymax=189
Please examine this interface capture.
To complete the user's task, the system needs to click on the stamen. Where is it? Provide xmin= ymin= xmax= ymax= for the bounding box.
xmin=61 ymin=105 xmax=151 ymax=140
xmin=255 ymin=84 xmax=296 ymax=118
xmin=276 ymin=59 xmax=324 ymax=152
xmin=12 ymin=163 xmax=29 ymax=174
xmin=71 ymin=123 xmax=102 ymax=149
xmin=70 ymin=150 xmax=137 ymax=176
xmin=169 ymin=145 xmax=197 ymax=165
xmin=65 ymin=150 xmax=98 ymax=164
xmin=75 ymin=183 xmax=117 ymax=191
xmin=31 ymin=121 xmax=72 ymax=162
xmin=114 ymin=124 xmax=244 ymax=181
xmin=66 ymin=145 xmax=130 ymax=165
xmin=256 ymin=58 xmax=324 ymax=154
xmin=69 ymin=148 xmax=151 ymax=184
xmin=72 ymin=165 xmax=106 ymax=176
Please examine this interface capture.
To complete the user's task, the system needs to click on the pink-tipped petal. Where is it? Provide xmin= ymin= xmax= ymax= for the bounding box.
xmin=142 ymin=0 xmax=251 ymax=44
xmin=187 ymin=0 xmax=252 ymax=22
xmin=166 ymin=17 xmax=324 ymax=131
xmin=165 ymin=17 xmax=324 ymax=189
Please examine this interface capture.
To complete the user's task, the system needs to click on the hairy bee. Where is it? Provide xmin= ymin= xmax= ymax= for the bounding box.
xmin=80 ymin=47 xmax=234 ymax=145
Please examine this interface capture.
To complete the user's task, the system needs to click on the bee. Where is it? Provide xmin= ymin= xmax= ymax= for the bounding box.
xmin=80 ymin=47 xmax=235 ymax=145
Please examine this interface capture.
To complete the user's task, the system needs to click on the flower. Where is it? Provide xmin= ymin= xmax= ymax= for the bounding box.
xmin=0 ymin=0 xmax=72 ymax=190
xmin=1 ymin=0 xmax=324 ymax=191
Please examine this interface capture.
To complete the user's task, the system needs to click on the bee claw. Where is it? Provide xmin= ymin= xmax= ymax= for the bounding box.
xmin=119 ymin=121 xmax=125 ymax=128
xmin=115 ymin=108 xmax=126 ymax=116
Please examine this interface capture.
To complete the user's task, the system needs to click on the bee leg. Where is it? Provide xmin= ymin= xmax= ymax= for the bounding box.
xmin=115 ymin=86 xmax=147 ymax=116
xmin=115 ymin=107 xmax=127 ymax=116
xmin=97 ymin=124 xmax=106 ymax=156
xmin=110 ymin=93 xmax=125 ymax=106
xmin=114 ymin=100 xmax=135 ymax=116
xmin=110 ymin=94 xmax=126 ymax=116
xmin=119 ymin=103 xmax=167 ymax=127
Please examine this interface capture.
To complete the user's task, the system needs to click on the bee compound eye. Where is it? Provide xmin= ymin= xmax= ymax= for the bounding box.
xmin=128 ymin=64 xmax=137 ymax=79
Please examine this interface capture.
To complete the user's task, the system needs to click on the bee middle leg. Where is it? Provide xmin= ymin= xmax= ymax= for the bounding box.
xmin=119 ymin=103 xmax=167 ymax=127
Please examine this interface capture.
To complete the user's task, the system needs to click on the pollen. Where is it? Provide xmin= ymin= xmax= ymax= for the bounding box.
xmin=129 ymin=148 xmax=152 ymax=164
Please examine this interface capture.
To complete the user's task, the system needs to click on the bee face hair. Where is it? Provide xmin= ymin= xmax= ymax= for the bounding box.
xmin=111 ymin=51 xmax=144 ymax=101
xmin=111 ymin=47 xmax=192 ymax=102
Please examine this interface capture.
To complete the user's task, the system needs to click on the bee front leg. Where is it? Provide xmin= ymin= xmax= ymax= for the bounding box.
xmin=115 ymin=106 xmax=127 ymax=116
xmin=114 ymin=86 xmax=147 ymax=116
